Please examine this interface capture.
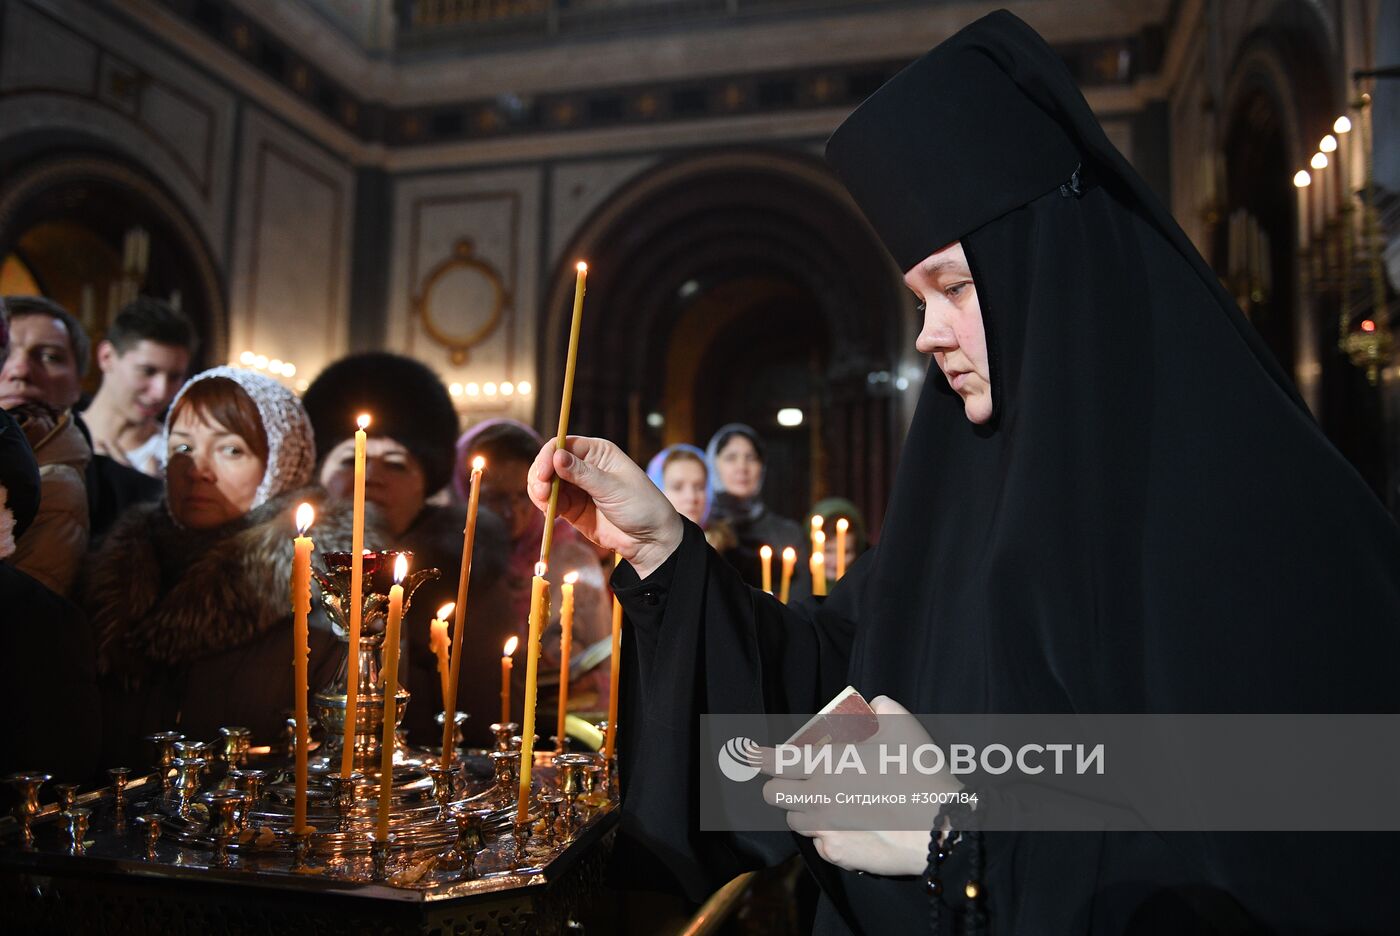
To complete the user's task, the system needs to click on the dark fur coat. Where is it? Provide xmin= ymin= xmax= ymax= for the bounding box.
xmin=83 ymin=488 xmax=359 ymax=765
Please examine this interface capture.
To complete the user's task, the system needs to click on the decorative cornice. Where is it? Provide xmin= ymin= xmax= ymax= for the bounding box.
xmin=151 ymin=0 xmax=1152 ymax=149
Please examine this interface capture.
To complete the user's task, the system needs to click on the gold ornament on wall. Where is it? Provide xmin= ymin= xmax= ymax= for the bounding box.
xmin=412 ymin=239 xmax=510 ymax=366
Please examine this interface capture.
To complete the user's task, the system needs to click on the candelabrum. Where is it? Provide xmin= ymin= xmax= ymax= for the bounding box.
xmin=2 ymin=548 xmax=619 ymax=897
xmin=5 ymin=703 xmax=616 ymax=890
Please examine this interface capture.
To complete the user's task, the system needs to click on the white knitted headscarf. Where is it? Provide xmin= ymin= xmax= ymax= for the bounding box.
xmin=164 ymin=366 xmax=315 ymax=510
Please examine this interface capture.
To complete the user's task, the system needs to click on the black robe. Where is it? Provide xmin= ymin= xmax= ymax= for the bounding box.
xmin=607 ymin=11 xmax=1400 ymax=935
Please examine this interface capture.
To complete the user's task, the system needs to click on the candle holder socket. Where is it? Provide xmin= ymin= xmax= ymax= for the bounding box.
xmin=490 ymin=722 xmax=520 ymax=752
xmin=107 ymin=767 xmax=131 ymax=812
xmin=6 ymin=772 xmax=51 ymax=849
xmin=61 ymin=807 xmax=90 ymax=855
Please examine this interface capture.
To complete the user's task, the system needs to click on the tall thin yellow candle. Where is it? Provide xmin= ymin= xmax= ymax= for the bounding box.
xmin=341 ymin=414 xmax=370 ymax=775
xmin=291 ymin=503 xmax=315 ymax=834
xmin=443 ymin=456 xmax=485 ymax=768
xmin=517 ymin=564 xmax=550 ymax=822
xmin=603 ymin=553 xmax=623 ymax=761
xmin=810 ymin=549 xmax=827 ymax=597
xmin=501 ymin=636 xmax=518 ymax=723
xmin=539 ymin=262 xmax=587 ymax=565
xmin=430 ymin=604 xmax=454 ymax=724
xmin=375 ymin=554 xmax=408 ymax=840
xmin=759 ymin=544 xmax=773 ymax=594
xmin=779 ymin=546 xmax=796 ymax=604
xmin=521 ymin=259 xmax=587 ymax=821
xmin=835 ymin=518 xmax=849 ymax=580
xmin=556 ymin=571 xmax=578 ymax=752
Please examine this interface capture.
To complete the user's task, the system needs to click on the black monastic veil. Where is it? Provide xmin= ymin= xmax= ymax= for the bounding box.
xmin=608 ymin=11 xmax=1400 ymax=934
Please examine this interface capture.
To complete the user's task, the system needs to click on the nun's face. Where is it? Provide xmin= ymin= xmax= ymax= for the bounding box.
xmin=715 ymin=435 xmax=761 ymax=499
xmin=906 ymin=242 xmax=992 ymax=424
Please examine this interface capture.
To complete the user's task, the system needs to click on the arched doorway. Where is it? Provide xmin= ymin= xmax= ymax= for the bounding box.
xmin=0 ymin=151 xmax=226 ymax=386
xmin=1221 ymin=2 xmax=1387 ymax=497
xmin=538 ymin=149 xmax=907 ymax=533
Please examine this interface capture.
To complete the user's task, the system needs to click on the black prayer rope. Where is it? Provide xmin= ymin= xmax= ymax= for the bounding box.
xmin=925 ymin=799 xmax=986 ymax=935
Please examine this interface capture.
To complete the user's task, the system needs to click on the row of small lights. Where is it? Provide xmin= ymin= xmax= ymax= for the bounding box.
xmin=237 ymin=350 xmax=298 ymax=377
xmin=1291 ymin=114 xmax=1352 ymax=194
xmin=448 ymin=380 xmax=533 ymax=400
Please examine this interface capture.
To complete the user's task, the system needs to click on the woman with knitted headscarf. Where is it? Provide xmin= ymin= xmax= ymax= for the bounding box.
xmin=84 ymin=368 xmax=352 ymax=768
xmin=705 ymin=424 xmax=806 ymax=593
xmin=301 ymin=353 xmax=509 ymax=747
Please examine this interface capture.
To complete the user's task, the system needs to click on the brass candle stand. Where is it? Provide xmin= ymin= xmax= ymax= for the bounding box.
xmin=0 ymin=550 xmax=621 ymax=934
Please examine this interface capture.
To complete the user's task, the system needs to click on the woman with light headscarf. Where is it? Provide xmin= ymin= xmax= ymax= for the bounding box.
xmin=705 ymin=423 xmax=805 ymax=592
xmin=85 ymin=367 xmax=355 ymax=767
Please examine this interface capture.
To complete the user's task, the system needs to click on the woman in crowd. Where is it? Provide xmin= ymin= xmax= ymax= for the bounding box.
xmin=705 ymin=423 xmax=805 ymax=592
xmin=85 ymin=368 xmax=348 ymax=767
xmin=302 ymin=352 xmax=508 ymax=747
xmin=647 ymin=443 xmax=735 ymax=553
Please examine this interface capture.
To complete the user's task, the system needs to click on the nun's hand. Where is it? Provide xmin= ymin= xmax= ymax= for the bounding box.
xmin=758 ymin=696 xmax=963 ymax=877
xmin=528 ymin=435 xmax=683 ymax=578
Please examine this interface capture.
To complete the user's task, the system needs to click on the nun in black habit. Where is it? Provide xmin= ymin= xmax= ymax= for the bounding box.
xmin=528 ymin=10 xmax=1400 ymax=934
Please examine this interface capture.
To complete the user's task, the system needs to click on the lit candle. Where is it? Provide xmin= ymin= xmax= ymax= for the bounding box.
xmin=810 ymin=549 xmax=827 ymax=597
xmin=556 ymin=571 xmax=579 ymax=752
xmin=518 ymin=563 xmax=550 ymax=822
xmin=539 ymin=262 xmax=588 ymax=565
xmin=341 ymin=414 xmax=370 ymax=775
xmin=779 ymin=546 xmax=796 ymax=604
xmin=521 ymin=260 xmax=587 ymax=821
xmin=759 ymin=544 xmax=773 ymax=594
xmin=430 ymin=603 xmax=454 ymax=729
xmin=443 ymin=455 xmax=485 ymax=769
xmin=1294 ymin=170 xmax=1311 ymax=250
xmin=501 ymin=636 xmax=518 ymax=723
xmin=835 ymin=517 xmax=849 ymax=580
xmin=603 ymin=553 xmax=623 ymax=760
xmin=809 ymin=514 xmax=823 ymax=552
xmin=291 ymin=503 xmax=315 ymax=834
xmin=375 ymin=554 xmax=408 ymax=840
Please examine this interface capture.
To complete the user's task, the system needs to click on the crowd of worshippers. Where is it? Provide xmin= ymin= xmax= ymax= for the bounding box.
xmin=0 ymin=293 xmax=867 ymax=786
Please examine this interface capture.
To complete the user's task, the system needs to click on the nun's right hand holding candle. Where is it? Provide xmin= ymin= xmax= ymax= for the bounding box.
xmin=528 ymin=436 xmax=682 ymax=580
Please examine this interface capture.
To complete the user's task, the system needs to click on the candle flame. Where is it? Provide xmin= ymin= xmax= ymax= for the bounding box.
xmin=503 ymin=636 xmax=519 ymax=657
xmin=810 ymin=515 xmax=823 ymax=531
xmin=535 ymin=561 xmax=547 ymax=578
xmin=576 ymin=261 xmax=588 ymax=273
xmin=563 ymin=570 xmax=580 ymax=585
xmin=1293 ymin=169 xmax=1311 ymax=188
xmin=836 ymin=517 xmax=850 ymax=533
xmin=357 ymin=413 xmax=371 ymax=430
xmin=814 ymin=529 xmax=826 ymax=548
xmin=812 ymin=551 xmax=825 ymax=567
xmin=759 ymin=544 xmax=773 ymax=559
xmin=437 ymin=602 xmax=456 ymax=621
xmin=295 ymin=502 xmax=314 ymax=535
xmin=1311 ymin=151 xmax=1328 ymax=170
xmin=782 ymin=546 xmax=797 ymax=562
xmin=471 ymin=455 xmax=486 ymax=471
xmin=1319 ymin=134 xmax=1337 ymax=153
xmin=394 ymin=553 xmax=409 ymax=582
xmin=1334 ymin=115 xmax=1352 ymax=134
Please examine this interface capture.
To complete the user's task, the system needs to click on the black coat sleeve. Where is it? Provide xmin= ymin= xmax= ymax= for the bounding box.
xmin=608 ymin=518 xmax=861 ymax=901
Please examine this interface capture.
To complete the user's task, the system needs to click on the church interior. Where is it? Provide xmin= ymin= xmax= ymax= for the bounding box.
xmin=1 ymin=0 xmax=1398 ymax=933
